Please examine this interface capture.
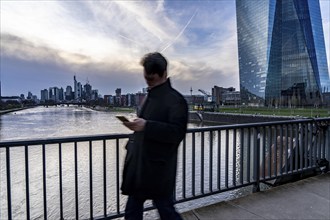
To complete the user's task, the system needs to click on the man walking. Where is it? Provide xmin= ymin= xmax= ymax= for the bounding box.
xmin=121 ymin=52 xmax=188 ymax=220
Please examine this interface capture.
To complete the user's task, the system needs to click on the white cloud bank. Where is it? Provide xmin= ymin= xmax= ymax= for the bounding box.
xmin=0 ymin=0 xmax=329 ymax=96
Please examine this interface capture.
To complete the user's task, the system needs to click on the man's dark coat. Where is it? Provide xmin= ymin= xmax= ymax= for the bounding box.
xmin=121 ymin=79 xmax=188 ymax=198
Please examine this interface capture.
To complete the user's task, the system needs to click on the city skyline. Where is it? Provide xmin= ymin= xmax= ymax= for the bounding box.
xmin=1 ymin=0 xmax=329 ymax=97
xmin=9 ymin=74 xmax=151 ymax=100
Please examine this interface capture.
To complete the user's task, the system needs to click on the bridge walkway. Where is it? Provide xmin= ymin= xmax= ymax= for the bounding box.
xmin=181 ymin=173 xmax=330 ymax=220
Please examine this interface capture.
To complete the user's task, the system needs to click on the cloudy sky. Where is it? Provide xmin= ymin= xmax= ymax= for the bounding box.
xmin=1 ymin=0 xmax=329 ymax=97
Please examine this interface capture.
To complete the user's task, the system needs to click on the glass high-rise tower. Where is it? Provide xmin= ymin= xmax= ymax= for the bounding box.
xmin=236 ymin=0 xmax=330 ymax=107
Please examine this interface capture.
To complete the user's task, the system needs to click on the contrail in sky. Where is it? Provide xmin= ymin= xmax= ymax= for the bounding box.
xmin=118 ymin=34 xmax=146 ymax=48
xmin=161 ymin=9 xmax=198 ymax=52
xmin=119 ymin=8 xmax=198 ymax=53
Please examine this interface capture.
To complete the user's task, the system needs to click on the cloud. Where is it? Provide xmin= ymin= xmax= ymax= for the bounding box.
xmin=1 ymin=1 xmax=240 ymax=96
xmin=1 ymin=0 xmax=328 ymax=97
xmin=0 ymin=33 xmax=146 ymax=95
xmin=170 ymin=61 xmax=238 ymax=95
xmin=1 ymin=1 xmax=198 ymax=63
xmin=1 ymin=33 xmax=93 ymax=66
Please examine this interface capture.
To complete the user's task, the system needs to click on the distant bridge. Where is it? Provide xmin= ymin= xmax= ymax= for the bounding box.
xmin=39 ymin=101 xmax=87 ymax=107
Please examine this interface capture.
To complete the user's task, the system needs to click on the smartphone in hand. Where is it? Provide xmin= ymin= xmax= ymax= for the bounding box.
xmin=116 ymin=115 xmax=130 ymax=122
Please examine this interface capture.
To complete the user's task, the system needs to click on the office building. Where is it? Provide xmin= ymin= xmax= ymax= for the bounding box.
xmin=49 ymin=87 xmax=61 ymax=102
xmin=65 ymin=86 xmax=73 ymax=101
xmin=212 ymin=86 xmax=237 ymax=105
xmin=41 ymin=89 xmax=49 ymax=102
xmin=104 ymin=95 xmax=114 ymax=105
xmin=91 ymin=89 xmax=98 ymax=100
xmin=84 ymin=83 xmax=92 ymax=101
xmin=58 ymin=87 xmax=64 ymax=101
xmin=222 ymin=91 xmax=241 ymax=106
xmin=73 ymin=75 xmax=82 ymax=101
xmin=115 ymin=88 xmax=121 ymax=106
xmin=135 ymin=92 xmax=147 ymax=110
xmin=236 ymin=0 xmax=330 ymax=107
xmin=77 ymin=82 xmax=82 ymax=100
xmin=74 ymin=75 xmax=78 ymax=100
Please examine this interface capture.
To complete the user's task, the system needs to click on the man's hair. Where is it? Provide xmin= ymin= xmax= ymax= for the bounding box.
xmin=140 ymin=52 xmax=167 ymax=77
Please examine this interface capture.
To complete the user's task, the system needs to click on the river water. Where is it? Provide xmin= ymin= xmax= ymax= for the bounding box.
xmin=0 ymin=106 xmax=252 ymax=219
xmin=0 ymin=106 xmax=135 ymax=141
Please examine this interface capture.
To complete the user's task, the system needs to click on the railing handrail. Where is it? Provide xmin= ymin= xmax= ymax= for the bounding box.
xmin=188 ymin=117 xmax=330 ymax=132
xmin=0 ymin=133 xmax=130 ymax=147
xmin=1 ymin=117 xmax=329 ymax=147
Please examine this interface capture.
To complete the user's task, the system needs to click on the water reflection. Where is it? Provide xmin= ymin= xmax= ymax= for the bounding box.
xmin=0 ymin=106 xmax=132 ymax=141
xmin=0 ymin=106 xmax=212 ymax=141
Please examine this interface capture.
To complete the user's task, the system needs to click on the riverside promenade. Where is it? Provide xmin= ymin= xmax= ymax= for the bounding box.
xmin=181 ymin=173 xmax=330 ymax=220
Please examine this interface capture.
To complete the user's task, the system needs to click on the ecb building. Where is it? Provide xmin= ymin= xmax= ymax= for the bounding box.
xmin=236 ymin=0 xmax=330 ymax=107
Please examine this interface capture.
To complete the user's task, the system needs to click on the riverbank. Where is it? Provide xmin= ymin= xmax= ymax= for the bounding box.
xmin=0 ymin=105 xmax=308 ymax=125
xmin=89 ymin=106 xmax=299 ymax=124
xmin=219 ymin=106 xmax=330 ymax=118
xmin=0 ymin=107 xmax=35 ymax=115
xmin=85 ymin=105 xmax=136 ymax=113
xmin=189 ymin=111 xmax=298 ymax=124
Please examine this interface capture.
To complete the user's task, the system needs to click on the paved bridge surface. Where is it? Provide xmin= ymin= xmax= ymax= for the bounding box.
xmin=181 ymin=173 xmax=330 ymax=220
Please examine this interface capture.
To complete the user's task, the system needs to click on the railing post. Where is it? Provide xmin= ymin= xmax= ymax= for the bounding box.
xmin=326 ymin=124 xmax=330 ymax=162
xmin=253 ymin=127 xmax=260 ymax=193
xmin=6 ymin=147 xmax=12 ymax=220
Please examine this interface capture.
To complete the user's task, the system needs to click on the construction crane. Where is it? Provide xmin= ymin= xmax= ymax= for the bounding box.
xmin=198 ymin=89 xmax=212 ymax=102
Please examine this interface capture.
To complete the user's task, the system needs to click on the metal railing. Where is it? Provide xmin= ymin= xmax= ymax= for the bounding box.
xmin=0 ymin=118 xmax=329 ymax=219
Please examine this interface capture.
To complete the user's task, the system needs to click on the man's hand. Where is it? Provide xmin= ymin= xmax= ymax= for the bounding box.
xmin=123 ymin=118 xmax=146 ymax=131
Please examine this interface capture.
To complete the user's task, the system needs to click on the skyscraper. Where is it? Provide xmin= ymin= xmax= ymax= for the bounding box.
xmin=236 ymin=0 xmax=330 ymax=107
xmin=40 ymin=89 xmax=49 ymax=102
xmin=74 ymin=75 xmax=78 ymax=100
xmin=65 ymin=86 xmax=73 ymax=100
xmin=73 ymin=75 xmax=82 ymax=101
